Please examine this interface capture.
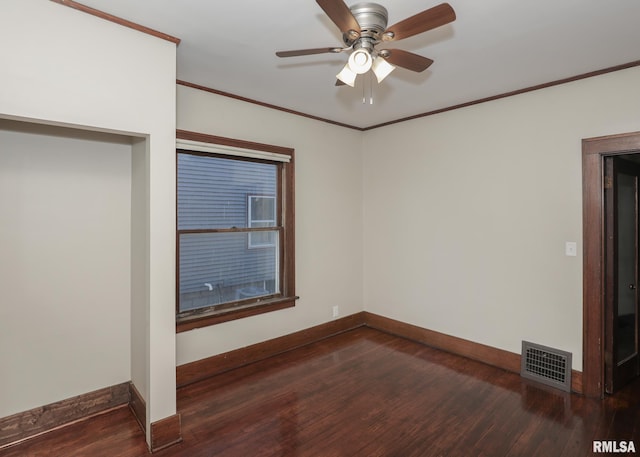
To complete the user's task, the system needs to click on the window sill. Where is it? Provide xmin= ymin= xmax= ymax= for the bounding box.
xmin=176 ymin=296 xmax=299 ymax=333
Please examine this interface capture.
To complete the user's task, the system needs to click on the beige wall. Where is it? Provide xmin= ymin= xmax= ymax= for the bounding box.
xmin=362 ymin=66 xmax=640 ymax=370
xmin=176 ymin=85 xmax=364 ymax=365
xmin=0 ymin=124 xmax=133 ymax=417
xmin=0 ymin=0 xmax=177 ymax=434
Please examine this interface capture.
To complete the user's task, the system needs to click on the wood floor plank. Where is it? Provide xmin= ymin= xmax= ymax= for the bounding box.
xmin=2 ymin=327 xmax=639 ymax=456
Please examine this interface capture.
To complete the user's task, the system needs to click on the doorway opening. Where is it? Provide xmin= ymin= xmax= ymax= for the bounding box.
xmin=582 ymin=131 xmax=640 ymax=398
xmin=603 ymin=155 xmax=640 ymax=393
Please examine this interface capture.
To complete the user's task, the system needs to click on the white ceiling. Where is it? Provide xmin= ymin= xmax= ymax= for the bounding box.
xmin=76 ymin=0 xmax=640 ymax=129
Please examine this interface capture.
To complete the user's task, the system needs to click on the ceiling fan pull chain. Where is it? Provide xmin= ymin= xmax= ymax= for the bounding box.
xmin=369 ymin=72 xmax=374 ymax=105
xmin=361 ymin=72 xmax=374 ymax=105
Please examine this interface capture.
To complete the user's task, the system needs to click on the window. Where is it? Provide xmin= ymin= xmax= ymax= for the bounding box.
xmin=248 ymin=195 xmax=276 ymax=248
xmin=176 ymin=130 xmax=296 ymax=332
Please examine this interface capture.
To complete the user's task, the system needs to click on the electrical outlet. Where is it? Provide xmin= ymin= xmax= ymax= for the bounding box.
xmin=332 ymin=306 xmax=339 ymax=318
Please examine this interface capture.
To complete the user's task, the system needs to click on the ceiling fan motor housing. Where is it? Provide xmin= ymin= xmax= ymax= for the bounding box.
xmin=344 ymin=2 xmax=389 ymax=44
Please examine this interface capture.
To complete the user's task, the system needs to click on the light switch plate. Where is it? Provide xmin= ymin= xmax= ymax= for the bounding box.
xmin=565 ymin=241 xmax=577 ymax=257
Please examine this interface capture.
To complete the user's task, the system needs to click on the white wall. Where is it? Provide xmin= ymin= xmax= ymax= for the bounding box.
xmin=176 ymin=85 xmax=364 ymax=365
xmin=0 ymin=0 xmax=177 ymax=432
xmin=0 ymin=122 xmax=132 ymax=417
xmin=363 ymin=66 xmax=640 ymax=370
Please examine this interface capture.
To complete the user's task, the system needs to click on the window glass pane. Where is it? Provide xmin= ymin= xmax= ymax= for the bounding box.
xmin=178 ymin=232 xmax=280 ymax=313
xmin=177 ymin=154 xmax=277 ymax=230
xmin=249 ymin=196 xmax=276 ymax=226
xmin=249 ymin=230 xmax=277 ymax=248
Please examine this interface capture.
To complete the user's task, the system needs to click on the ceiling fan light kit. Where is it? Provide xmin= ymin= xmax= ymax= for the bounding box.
xmin=371 ymin=55 xmax=395 ymax=83
xmin=336 ymin=52 xmax=395 ymax=87
xmin=276 ymin=0 xmax=456 ymax=89
xmin=348 ymin=48 xmax=373 ymax=74
xmin=336 ymin=64 xmax=358 ymax=86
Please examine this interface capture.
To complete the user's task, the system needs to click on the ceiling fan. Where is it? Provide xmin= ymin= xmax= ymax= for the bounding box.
xmin=275 ymin=0 xmax=456 ymax=87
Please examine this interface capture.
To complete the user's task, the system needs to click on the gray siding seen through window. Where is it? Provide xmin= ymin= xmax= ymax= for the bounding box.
xmin=177 ymin=153 xmax=278 ymax=312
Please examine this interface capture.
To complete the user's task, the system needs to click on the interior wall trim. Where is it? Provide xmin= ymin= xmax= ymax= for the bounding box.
xmin=128 ymin=382 xmax=146 ymax=436
xmin=363 ymin=312 xmax=583 ymax=394
xmin=363 ymin=60 xmax=640 ymax=130
xmin=0 ymin=382 xmax=130 ymax=450
xmin=176 ymin=312 xmax=367 ymax=387
xmin=178 ymin=60 xmax=640 ymax=132
xmin=0 ymin=312 xmax=584 ymax=450
xmin=176 ymin=311 xmax=583 ymax=394
xmin=150 ymin=414 xmax=182 ymax=452
xmin=364 ymin=312 xmax=521 ymax=371
xmin=50 ymin=0 xmax=181 ymax=45
xmin=45 ymin=1 xmax=640 ymax=131
xmin=176 ymin=80 xmax=363 ymax=132
xmin=129 ymin=381 xmax=182 ymax=452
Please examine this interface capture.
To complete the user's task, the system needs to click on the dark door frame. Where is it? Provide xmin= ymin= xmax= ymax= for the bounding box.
xmin=582 ymin=131 xmax=640 ymax=398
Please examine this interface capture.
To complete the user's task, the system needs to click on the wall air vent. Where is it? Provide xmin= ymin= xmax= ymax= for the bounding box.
xmin=520 ymin=341 xmax=572 ymax=392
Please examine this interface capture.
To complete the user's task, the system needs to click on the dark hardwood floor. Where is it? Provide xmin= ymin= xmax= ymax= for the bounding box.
xmin=2 ymin=327 xmax=639 ymax=456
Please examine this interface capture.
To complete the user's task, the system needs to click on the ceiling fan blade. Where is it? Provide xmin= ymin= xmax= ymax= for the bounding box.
xmin=316 ymin=0 xmax=360 ymax=36
xmin=382 ymin=49 xmax=434 ymax=72
xmin=276 ymin=47 xmax=342 ymax=58
xmin=335 ymin=79 xmax=346 ymax=86
xmin=383 ymin=3 xmax=455 ymax=42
